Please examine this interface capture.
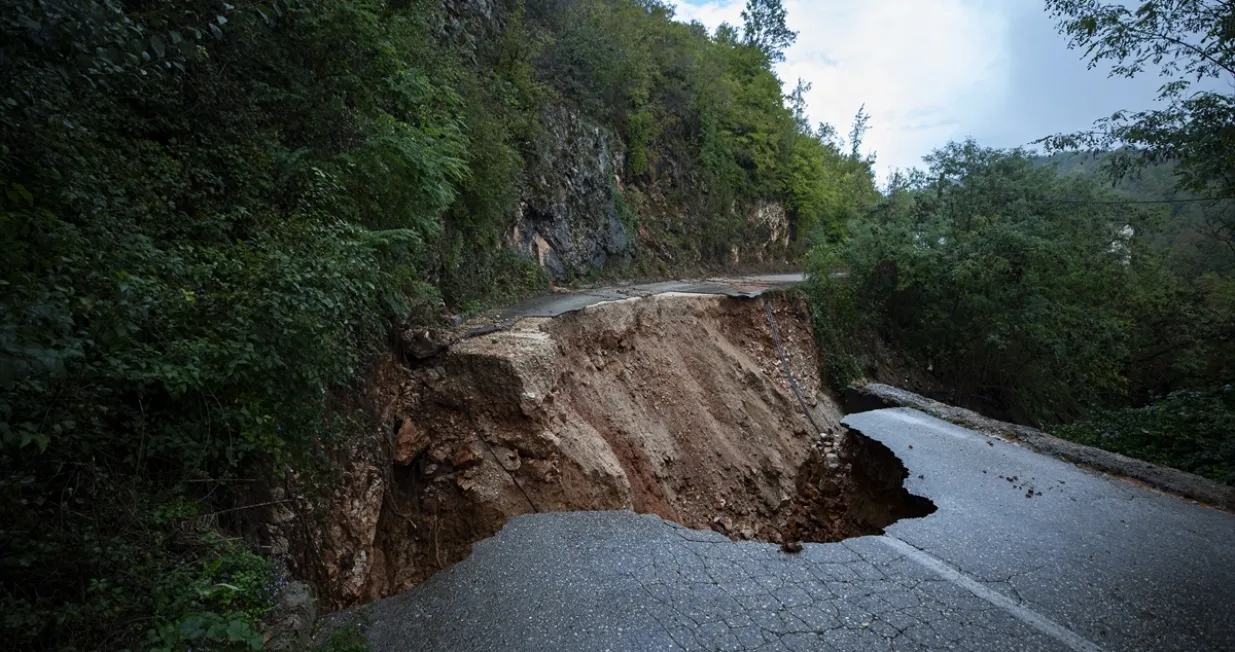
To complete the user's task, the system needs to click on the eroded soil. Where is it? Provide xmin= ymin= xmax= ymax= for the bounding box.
xmin=274 ymin=292 xmax=933 ymax=610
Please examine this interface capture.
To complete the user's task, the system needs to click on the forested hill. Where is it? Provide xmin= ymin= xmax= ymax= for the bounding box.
xmin=0 ymin=1 xmax=876 ymax=650
xmin=1035 ymin=151 xmax=1234 ymax=277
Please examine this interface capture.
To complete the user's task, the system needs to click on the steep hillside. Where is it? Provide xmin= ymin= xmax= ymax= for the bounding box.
xmin=0 ymin=1 xmax=877 ymax=650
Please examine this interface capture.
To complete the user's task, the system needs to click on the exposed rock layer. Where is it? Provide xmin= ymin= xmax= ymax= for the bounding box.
xmin=510 ymin=104 xmax=631 ymax=280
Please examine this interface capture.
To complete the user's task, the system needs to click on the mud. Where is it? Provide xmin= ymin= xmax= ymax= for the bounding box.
xmin=277 ymin=293 xmax=933 ymax=611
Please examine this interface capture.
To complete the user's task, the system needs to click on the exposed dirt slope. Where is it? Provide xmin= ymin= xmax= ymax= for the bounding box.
xmin=266 ymin=292 xmax=931 ymax=611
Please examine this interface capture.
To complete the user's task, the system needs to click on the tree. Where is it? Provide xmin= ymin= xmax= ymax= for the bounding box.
xmin=789 ymin=79 xmax=812 ymax=134
xmin=809 ymin=141 xmax=1154 ymax=423
xmin=848 ymin=104 xmax=871 ymax=160
xmin=741 ymin=0 xmax=797 ymax=62
xmin=1040 ymin=0 xmax=1235 ymax=256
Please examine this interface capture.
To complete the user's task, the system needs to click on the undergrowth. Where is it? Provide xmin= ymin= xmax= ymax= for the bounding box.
xmin=1053 ymin=387 xmax=1235 ymax=485
xmin=799 ymin=254 xmax=864 ymax=392
xmin=314 ymin=626 xmax=371 ymax=652
xmin=145 ymin=539 xmax=282 ymax=652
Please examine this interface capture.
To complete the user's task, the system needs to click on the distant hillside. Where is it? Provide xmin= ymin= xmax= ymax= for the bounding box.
xmin=1035 ymin=151 xmax=1233 ymax=276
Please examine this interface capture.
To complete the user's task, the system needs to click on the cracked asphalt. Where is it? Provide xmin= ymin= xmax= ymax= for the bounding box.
xmin=332 ymin=408 xmax=1235 ymax=652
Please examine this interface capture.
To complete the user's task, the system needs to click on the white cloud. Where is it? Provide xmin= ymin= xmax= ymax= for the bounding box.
xmin=673 ymin=0 xmax=1015 ymax=180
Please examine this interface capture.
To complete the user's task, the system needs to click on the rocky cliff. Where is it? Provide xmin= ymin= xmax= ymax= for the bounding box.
xmin=437 ymin=0 xmax=797 ymax=283
xmin=508 ymin=104 xmax=632 ymax=280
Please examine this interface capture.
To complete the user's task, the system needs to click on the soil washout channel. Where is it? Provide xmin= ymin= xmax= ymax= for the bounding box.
xmin=273 ymin=292 xmax=934 ymax=610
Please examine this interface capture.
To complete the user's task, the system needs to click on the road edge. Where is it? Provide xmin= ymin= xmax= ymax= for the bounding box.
xmin=845 ymin=382 xmax=1235 ymax=512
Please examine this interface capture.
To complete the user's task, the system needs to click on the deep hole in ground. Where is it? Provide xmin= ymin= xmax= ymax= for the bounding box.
xmin=781 ymin=428 xmax=937 ymax=546
xmin=274 ymin=293 xmax=936 ymax=611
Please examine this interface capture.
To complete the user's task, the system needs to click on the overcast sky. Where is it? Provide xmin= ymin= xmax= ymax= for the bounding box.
xmin=673 ymin=0 xmax=1173 ymax=182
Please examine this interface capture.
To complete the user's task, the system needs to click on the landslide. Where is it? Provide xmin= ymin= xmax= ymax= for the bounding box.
xmin=288 ymin=292 xmax=933 ymax=609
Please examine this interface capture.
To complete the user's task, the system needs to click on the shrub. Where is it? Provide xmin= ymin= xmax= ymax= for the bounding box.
xmin=1054 ymin=387 xmax=1235 ymax=485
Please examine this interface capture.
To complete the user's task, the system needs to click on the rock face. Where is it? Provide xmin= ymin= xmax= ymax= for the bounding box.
xmin=505 ymin=104 xmax=793 ymax=279
xmin=440 ymin=0 xmax=796 ymax=283
xmin=736 ymin=200 xmax=791 ymax=265
xmin=440 ymin=0 xmax=504 ymax=46
xmin=509 ymin=104 xmax=631 ymax=280
xmin=394 ymin=418 xmax=429 ymax=465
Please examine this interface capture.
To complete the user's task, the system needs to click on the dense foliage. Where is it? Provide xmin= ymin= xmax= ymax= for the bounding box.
xmin=806 ymin=141 xmax=1234 ymax=471
xmin=1 ymin=1 xmax=479 ymax=649
xmin=809 ymin=143 xmax=1152 ymax=420
xmin=806 ymin=0 xmax=1235 ymax=483
xmin=0 ymin=0 xmax=875 ymax=650
xmin=1041 ymin=0 xmax=1235 ymax=255
xmin=1042 ymin=151 xmax=1235 ymax=277
xmin=1054 ymin=386 xmax=1235 ymax=485
xmin=531 ymin=0 xmax=875 ymax=259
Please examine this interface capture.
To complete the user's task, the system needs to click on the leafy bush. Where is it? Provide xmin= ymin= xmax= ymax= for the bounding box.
xmin=145 ymin=540 xmax=282 ymax=652
xmin=799 ymin=256 xmax=863 ymax=391
xmin=1054 ymin=388 xmax=1235 ymax=485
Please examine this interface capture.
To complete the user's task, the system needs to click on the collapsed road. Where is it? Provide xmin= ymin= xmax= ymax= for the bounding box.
xmin=318 ymin=274 xmax=1235 ymax=652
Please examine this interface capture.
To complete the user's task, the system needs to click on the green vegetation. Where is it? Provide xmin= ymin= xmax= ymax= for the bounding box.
xmin=2 ymin=2 xmax=478 ymax=648
xmin=1040 ymin=151 xmax=1235 ymax=278
xmin=806 ymin=143 xmax=1235 ymax=480
xmin=806 ymin=142 xmax=1164 ymax=422
xmin=146 ymin=544 xmax=281 ymax=652
xmin=1055 ymin=387 xmax=1235 ymax=485
xmin=314 ymin=625 xmax=371 ymax=652
xmin=0 ymin=0 xmax=874 ymax=650
xmin=1039 ymin=0 xmax=1235 ymax=281
xmin=805 ymin=0 xmax=1235 ymax=484
xmin=1042 ymin=0 xmax=1235 ymax=208
xmin=532 ymin=0 xmax=875 ymax=263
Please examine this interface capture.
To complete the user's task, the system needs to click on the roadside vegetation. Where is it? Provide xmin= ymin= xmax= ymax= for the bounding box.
xmin=3 ymin=0 xmax=1232 ymax=649
xmin=804 ymin=0 xmax=1235 ymax=484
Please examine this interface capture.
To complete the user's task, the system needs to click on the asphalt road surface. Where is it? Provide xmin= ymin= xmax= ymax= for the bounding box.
xmin=332 ymin=408 xmax=1235 ymax=651
xmin=484 ymin=273 xmax=806 ymax=322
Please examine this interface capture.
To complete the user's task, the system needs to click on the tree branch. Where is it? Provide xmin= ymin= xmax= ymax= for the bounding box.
xmin=1124 ymin=25 xmax=1235 ymax=79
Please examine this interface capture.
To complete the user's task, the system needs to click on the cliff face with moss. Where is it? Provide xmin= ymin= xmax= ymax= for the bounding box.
xmin=433 ymin=0 xmax=878 ymax=285
xmin=511 ymin=104 xmax=632 ymax=279
xmin=507 ymin=104 xmax=799 ymax=281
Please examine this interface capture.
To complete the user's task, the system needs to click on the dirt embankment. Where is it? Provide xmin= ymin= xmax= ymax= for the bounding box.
xmin=262 ymin=292 xmax=932 ymax=611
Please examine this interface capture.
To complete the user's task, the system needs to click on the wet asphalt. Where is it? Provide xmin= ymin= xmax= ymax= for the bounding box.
xmin=332 ymin=408 xmax=1235 ymax=651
